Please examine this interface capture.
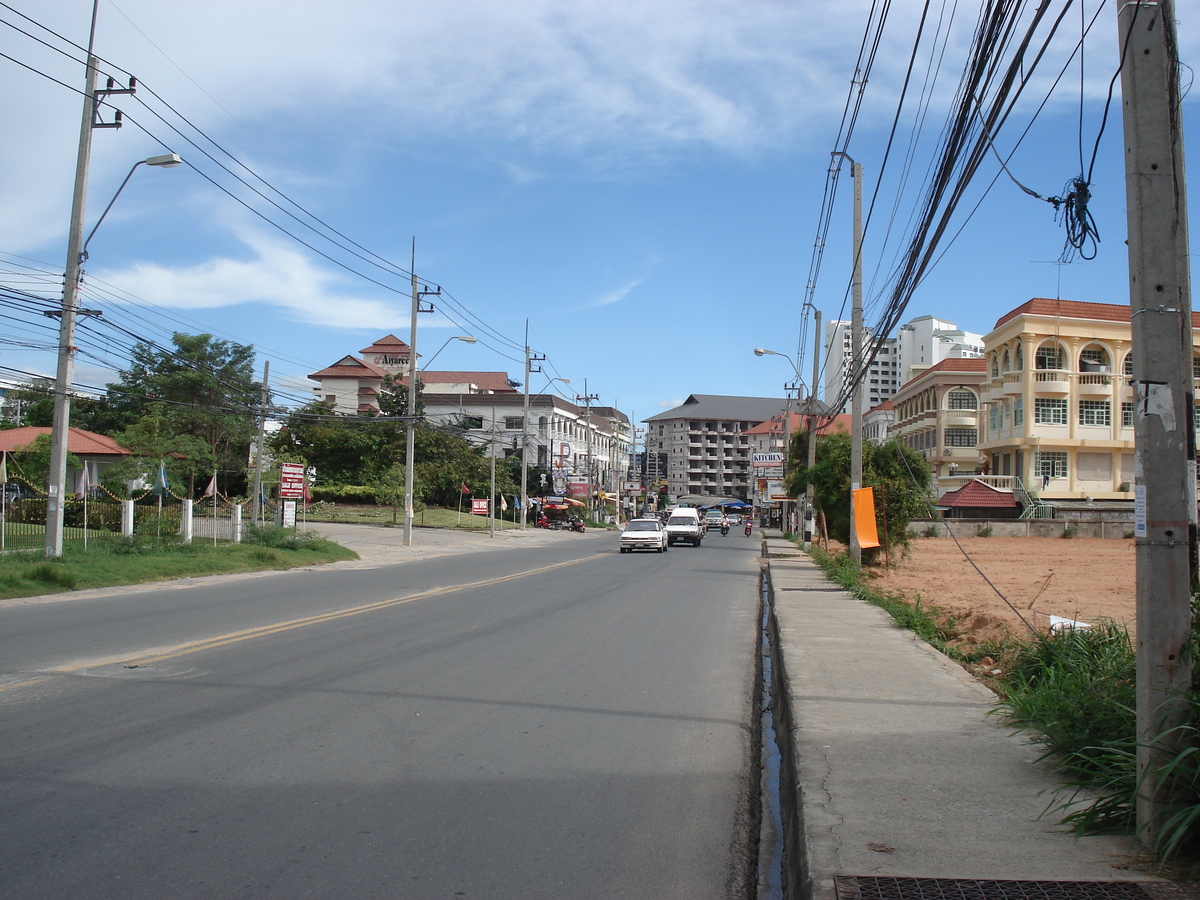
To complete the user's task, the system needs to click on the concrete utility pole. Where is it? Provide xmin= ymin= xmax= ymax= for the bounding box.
xmin=46 ymin=3 xmax=102 ymax=558
xmin=806 ymin=309 xmax=822 ymax=548
xmin=1117 ymin=0 xmax=1196 ymax=845
xmin=249 ymin=361 xmax=270 ymax=527
xmin=577 ymin=380 xmax=599 ymax=518
xmin=521 ymin=326 xmax=545 ymax=530
xmin=489 ymin=407 xmax=497 ymax=539
xmin=402 ymin=243 xmax=438 ymax=547
xmin=832 ymin=152 xmax=865 ymax=566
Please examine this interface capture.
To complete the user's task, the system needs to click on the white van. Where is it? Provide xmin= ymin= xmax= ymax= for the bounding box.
xmin=664 ymin=507 xmax=704 ymax=547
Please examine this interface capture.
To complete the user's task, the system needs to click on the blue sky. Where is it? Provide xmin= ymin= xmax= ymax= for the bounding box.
xmin=2 ymin=0 xmax=1197 ymax=425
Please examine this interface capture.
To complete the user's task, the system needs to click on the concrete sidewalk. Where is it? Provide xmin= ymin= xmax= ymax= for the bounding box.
xmin=762 ymin=531 xmax=1153 ymax=898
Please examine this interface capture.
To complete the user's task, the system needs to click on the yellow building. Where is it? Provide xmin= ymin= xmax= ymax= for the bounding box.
xmin=978 ymin=297 xmax=1199 ymax=503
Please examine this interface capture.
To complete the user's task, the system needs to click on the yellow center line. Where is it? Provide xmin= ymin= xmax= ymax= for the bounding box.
xmin=3 ymin=551 xmax=608 ymax=691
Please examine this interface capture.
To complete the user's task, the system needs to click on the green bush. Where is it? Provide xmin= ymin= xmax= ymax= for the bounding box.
xmin=243 ymin=524 xmax=324 ymax=551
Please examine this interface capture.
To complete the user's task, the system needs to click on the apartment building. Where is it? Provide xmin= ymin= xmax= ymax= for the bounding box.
xmin=976 ymin=297 xmax=1200 ymax=501
xmin=891 ymin=358 xmax=987 ymax=479
xmin=644 ymin=394 xmax=790 ymax=500
xmin=824 ymin=315 xmax=983 ymax=415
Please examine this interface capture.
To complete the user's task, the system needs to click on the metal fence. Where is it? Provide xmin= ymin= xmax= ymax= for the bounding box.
xmin=1 ymin=488 xmax=253 ymax=552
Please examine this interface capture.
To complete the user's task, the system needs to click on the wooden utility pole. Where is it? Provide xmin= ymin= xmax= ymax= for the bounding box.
xmin=1117 ymin=0 xmax=1196 ymax=845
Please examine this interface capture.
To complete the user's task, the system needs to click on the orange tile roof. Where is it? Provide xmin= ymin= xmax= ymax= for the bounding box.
xmin=308 ymin=355 xmax=389 ymax=380
xmin=417 ymin=371 xmax=519 ymax=393
xmin=938 ymin=478 xmax=1018 ymax=509
xmin=994 ymin=297 xmax=1200 ymax=330
xmin=0 ymin=426 xmax=130 ymax=456
xmin=359 ymin=334 xmax=412 ymax=355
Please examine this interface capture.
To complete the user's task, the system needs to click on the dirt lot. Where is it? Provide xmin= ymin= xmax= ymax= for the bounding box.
xmin=861 ymin=536 xmax=1136 ymax=654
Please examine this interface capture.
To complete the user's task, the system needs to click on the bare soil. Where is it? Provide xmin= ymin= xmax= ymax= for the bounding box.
xmin=860 ymin=536 xmax=1136 ymax=657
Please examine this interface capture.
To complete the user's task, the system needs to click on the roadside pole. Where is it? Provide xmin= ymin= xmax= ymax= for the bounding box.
xmin=805 ymin=309 xmax=822 ymax=548
xmin=250 ymin=361 xmax=269 ymax=527
xmin=1118 ymin=0 xmax=1196 ymax=846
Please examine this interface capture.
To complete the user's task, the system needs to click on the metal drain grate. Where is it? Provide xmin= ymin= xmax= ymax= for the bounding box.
xmin=834 ymin=876 xmax=1200 ymax=900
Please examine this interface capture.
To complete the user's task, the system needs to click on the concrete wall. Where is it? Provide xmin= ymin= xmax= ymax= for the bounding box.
xmin=911 ymin=518 xmax=1134 ymax=539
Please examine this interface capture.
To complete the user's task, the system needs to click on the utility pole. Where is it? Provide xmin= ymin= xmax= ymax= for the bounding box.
xmin=250 ymin=361 xmax=270 ymax=527
xmin=402 ymin=241 xmax=438 ymax=547
xmin=805 ymin=309 xmax=822 ymax=548
xmin=46 ymin=1 xmax=114 ymax=557
xmin=521 ymin=325 xmax=545 ymax=530
xmin=831 ymin=152 xmax=865 ymax=566
xmin=1117 ymin=0 xmax=1196 ymax=845
xmin=576 ymin=380 xmax=599 ymax=518
xmin=489 ymin=407 xmax=497 ymax=539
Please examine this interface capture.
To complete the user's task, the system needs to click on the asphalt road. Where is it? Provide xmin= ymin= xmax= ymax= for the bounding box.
xmin=0 ymin=528 xmax=764 ymax=899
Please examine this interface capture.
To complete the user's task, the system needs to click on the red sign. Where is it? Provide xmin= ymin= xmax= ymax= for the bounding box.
xmin=280 ymin=462 xmax=306 ymax=499
xmin=471 ymin=498 xmax=490 ymax=516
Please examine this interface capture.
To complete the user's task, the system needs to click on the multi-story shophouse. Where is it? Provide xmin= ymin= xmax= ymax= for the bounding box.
xmin=891 ymin=358 xmax=987 ymax=485
xmin=421 ymin=392 xmax=629 ymax=499
xmin=307 ymin=336 xmax=629 ymax=498
xmin=976 ymin=297 xmax=1197 ymax=503
xmin=644 ymin=394 xmax=790 ymax=501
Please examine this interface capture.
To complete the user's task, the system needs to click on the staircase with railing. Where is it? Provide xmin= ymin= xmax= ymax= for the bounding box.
xmin=1015 ymin=476 xmax=1054 ymax=519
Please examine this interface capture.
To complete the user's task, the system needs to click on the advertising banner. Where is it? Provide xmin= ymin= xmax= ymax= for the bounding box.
xmin=279 ymin=462 xmax=306 ymax=499
xmin=753 ymin=452 xmax=784 ymax=466
xmin=767 ymin=480 xmax=789 ymax=501
xmin=471 ymin=498 xmax=490 ymax=516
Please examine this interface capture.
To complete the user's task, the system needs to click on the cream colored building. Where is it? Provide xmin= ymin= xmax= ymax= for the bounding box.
xmin=976 ymin=297 xmax=1196 ymax=502
xmin=892 ymin=357 xmax=987 ymax=480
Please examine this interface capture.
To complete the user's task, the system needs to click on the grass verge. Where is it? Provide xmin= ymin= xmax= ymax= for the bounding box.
xmin=0 ymin=528 xmax=357 ymax=600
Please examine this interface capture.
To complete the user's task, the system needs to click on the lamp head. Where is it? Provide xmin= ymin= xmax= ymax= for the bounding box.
xmin=145 ymin=153 xmax=183 ymax=168
xmin=455 ymin=335 xmax=477 ymax=343
xmin=754 ymin=348 xmax=769 ymax=357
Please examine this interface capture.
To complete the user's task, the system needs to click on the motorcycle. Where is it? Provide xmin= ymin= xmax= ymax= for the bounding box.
xmin=719 ymin=522 xmax=730 ymax=537
xmin=744 ymin=521 xmax=753 ymax=537
xmin=568 ymin=517 xmax=586 ymax=533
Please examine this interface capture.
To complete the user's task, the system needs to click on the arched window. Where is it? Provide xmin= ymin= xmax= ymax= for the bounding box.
xmin=991 ymin=353 xmax=1000 ymax=377
xmin=1014 ymin=344 xmax=1024 ymax=370
xmin=538 ymin=416 xmax=548 ymax=437
xmin=1002 ymin=349 xmax=1011 ymax=373
xmin=1122 ymin=353 xmax=1133 ymax=376
xmin=948 ymin=390 xmax=977 ymax=410
xmin=1079 ymin=345 xmax=1111 ymax=372
xmin=1035 ymin=343 xmax=1064 ymax=370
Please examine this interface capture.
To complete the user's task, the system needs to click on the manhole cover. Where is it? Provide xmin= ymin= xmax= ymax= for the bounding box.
xmin=835 ymin=877 xmax=1200 ymax=900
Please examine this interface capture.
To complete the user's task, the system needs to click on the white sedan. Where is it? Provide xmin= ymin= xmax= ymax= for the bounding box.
xmin=619 ymin=518 xmax=670 ymax=553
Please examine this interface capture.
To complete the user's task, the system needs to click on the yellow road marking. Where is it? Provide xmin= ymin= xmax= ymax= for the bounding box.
xmin=2 ymin=551 xmax=608 ymax=692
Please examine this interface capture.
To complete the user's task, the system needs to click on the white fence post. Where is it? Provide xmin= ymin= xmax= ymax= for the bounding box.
xmin=121 ymin=500 xmax=134 ymax=537
xmin=231 ymin=503 xmax=243 ymax=544
xmin=180 ymin=499 xmax=194 ymax=543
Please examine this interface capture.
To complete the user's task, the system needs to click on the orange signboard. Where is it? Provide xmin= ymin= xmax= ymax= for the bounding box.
xmin=853 ymin=487 xmax=881 ymax=549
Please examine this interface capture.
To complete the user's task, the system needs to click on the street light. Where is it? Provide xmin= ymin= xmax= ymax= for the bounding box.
xmin=753 ymin=347 xmax=809 ymax=536
xmin=421 ymin=335 xmax=476 ymax=370
xmin=46 ymin=151 xmax=182 ymax=557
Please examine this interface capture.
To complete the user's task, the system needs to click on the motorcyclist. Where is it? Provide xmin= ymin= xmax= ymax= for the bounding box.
xmin=719 ymin=515 xmax=730 ymax=537
xmin=744 ymin=518 xmax=753 ymax=536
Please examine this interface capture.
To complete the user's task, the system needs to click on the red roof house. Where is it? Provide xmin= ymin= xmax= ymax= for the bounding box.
xmin=937 ymin=478 xmax=1020 ymax=519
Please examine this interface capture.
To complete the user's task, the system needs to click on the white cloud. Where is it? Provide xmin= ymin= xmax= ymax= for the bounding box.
xmin=657 ymin=397 xmax=684 ymax=409
xmin=586 ymin=278 xmax=644 ymax=309
xmin=92 ymin=229 xmax=407 ymax=330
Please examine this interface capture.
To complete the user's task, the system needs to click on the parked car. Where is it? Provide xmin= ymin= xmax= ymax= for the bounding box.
xmin=665 ymin=507 xmax=704 ymax=547
xmin=619 ymin=518 xmax=669 ymax=553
